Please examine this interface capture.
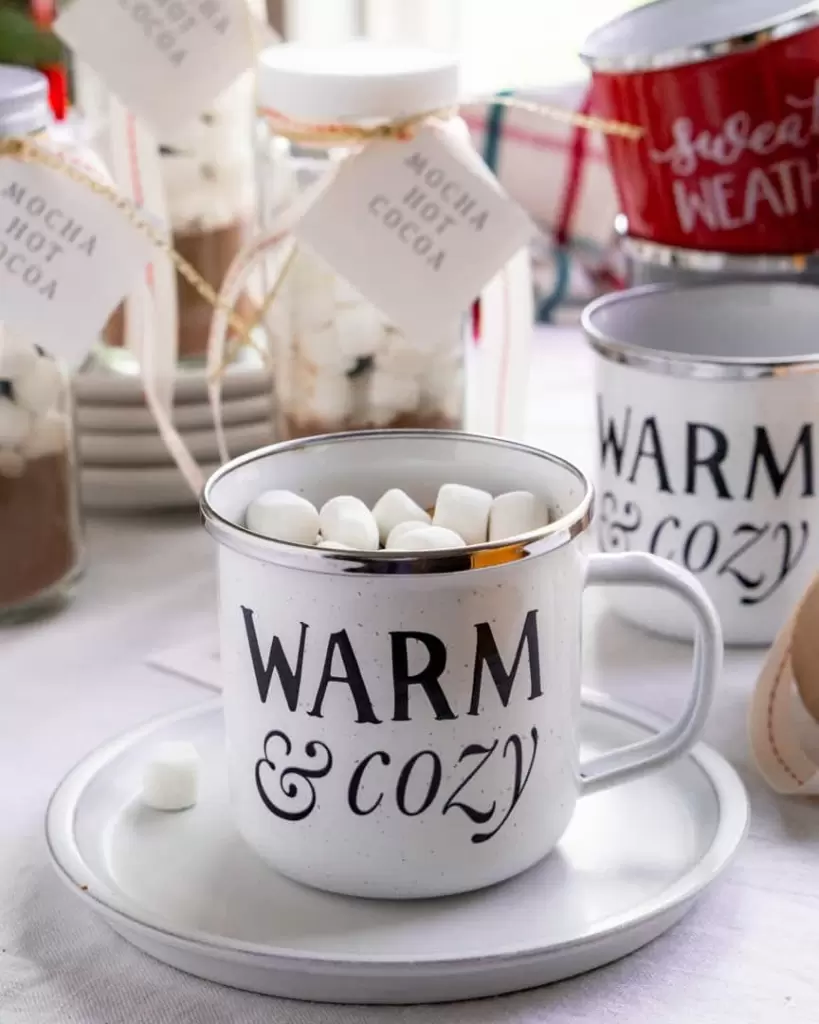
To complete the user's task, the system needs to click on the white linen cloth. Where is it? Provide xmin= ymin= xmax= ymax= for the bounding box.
xmin=2 ymin=329 xmax=819 ymax=1023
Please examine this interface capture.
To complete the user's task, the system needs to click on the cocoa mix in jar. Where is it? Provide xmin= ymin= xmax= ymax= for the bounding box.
xmin=105 ymin=77 xmax=257 ymax=360
xmin=0 ymin=336 xmax=82 ymax=617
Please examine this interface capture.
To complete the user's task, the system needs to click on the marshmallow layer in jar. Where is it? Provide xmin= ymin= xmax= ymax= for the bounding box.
xmin=0 ymin=331 xmax=83 ymax=619
xmin=255 ymin=43 xmax=467 ymax=440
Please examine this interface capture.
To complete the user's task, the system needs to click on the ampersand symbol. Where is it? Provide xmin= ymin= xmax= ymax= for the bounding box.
xmin=255 ymin=729 xmax=333 ymax=822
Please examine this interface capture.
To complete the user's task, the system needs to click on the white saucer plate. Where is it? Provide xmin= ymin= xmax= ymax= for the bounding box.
xmin=80 ymin=420 xmax=275 ymax=467
xmin=80 ymin=464 xmax=221 ymax=511
xmin=73 ymin=358 xmax=272 ymax=407
xmin=77 ymin=393 xmax=274 ymax=434
xmin=46 ymin=696 xmax=748 ymax=1004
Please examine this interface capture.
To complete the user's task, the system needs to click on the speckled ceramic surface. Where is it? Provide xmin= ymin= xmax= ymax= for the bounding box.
xmin=46 ymin=697 xmax=748 ymax=1004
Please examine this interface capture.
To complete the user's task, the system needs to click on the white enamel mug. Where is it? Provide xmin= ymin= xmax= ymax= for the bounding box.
xmin=584 ymin=282 xmax=819 ymax=646
xmin=202 ymin=431 xmax=721 ymax=900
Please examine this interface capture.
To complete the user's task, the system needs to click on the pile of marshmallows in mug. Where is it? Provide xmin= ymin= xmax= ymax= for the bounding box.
xmin=245 ymin=484 xmax=551 ymax=551
xmin=139 ymin=484 xmax=551 ymax=814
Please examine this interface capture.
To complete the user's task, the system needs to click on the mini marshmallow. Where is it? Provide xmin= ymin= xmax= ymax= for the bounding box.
xmin=433 ymin=483 xmax=493 ymax=546
xmin=391 ymin=525 xmax=466 ymax=551
xmin=372 ymin=488 xmax=431 ymax=544
xmin=0 ymin=396 xmax=31 ymax=447
xmin=299 ymin=324 xmax=350 ymax=373
xmin=14 ymin=357 xmax=63 ymax=415
xmin=317 ymin=539 xmax=353 ymax=550
xmin=319 ymin=495 xmax=380 ymax=551
xmin=375 ymin=335 xmax=428 ymax=377
xmin=141 ymin=741 xmax=200 ymax=812
xmin=419 ymin=357 xmax=465 ymax=422
xmin=306 ymin=372 xmax=353 ymax=424
xmin=335 ymin=304 xmax=387 ymax=361
xmin=0 ymin=331 xmax=38 ymax=380
xmin=21 ymin=412 xmax=69 ymax=459
xmin=246 ymin=490 xmax=320 ymax=545
xmin=489 ymin=491 xmax=548 ymax=542
xmin=386 ymin=520 xmax=433 ymax=549
xmin=369 ymin=370 xmax=421 ymax=417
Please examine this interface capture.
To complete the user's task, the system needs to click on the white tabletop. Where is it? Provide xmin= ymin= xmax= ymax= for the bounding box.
xmin=2 ymin=329 xmax=818 ymax=1023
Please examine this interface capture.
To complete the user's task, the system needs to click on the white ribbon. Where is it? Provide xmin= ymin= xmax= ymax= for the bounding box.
xmin=105 ymin=100 xmax=203 ymax=492
xmin=205 ymin=213 xmax=300 ymax=464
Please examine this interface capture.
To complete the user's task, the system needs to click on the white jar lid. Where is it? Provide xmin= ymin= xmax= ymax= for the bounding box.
xmin=257 ymin=41 xmax=460 ymax=123
xmin=0 ymin=64 xmax=50 ymax=137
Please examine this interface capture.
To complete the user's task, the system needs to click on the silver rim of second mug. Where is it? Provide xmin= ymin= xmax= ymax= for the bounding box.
xmin=616 ymin=220 xmax=819 ymax=276
xmin=580 ymin=0 xmax=819 ymax=73
xmin=582 ymin=281 xmax=819 ymax=381
xmin=201 ymin=429 xmax=594 ymax=576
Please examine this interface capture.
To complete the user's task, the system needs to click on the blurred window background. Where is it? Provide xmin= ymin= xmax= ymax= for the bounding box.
xmin=269 ymin=0 xmax=643 ymax=89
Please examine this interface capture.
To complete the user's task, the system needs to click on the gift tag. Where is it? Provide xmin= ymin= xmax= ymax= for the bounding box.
xmin=0 ymin=150 xmax=151 ymax=366
xmin=295 ymin=123 xmax=535 ymax=342
xmin=55 ymin=0 xmax=273 ymax=135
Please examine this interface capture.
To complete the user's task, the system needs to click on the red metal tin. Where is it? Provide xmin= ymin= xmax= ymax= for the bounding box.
xmin=583 ymin=0 xmax=819 ymax=254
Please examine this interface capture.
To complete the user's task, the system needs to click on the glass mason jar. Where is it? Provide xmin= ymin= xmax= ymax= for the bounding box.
xmin=0 ymin=65 xmax=84 ymax=620
xmin=102 ymin=74 xmax=257 ymax=363
xmin=255 ymin=43 xmax=467 ymax=440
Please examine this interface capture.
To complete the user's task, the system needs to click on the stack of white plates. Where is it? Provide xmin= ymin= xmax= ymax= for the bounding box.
xmin=74 ymin=354 xmax=275 ymax=511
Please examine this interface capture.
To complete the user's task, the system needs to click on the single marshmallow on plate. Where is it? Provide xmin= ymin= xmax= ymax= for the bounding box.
xmin=372 ymin=488 xmax=431 ymax=545
xmin=433 ymin=483 xmax=493 ymax=546
xmin=141 ymin=741 xmax=200 ymax=811
xmin=489 ymin=491 xmax=547 ymax=542
xmin=319 ymin=496 xmax=380 ymax=551
xmin=246 ymin=490 xmax=319 ymax=545
xmin=391 ymin=525 xmax=466 ymax=551
xmin=385 ymin=520 xmax=430 ymax=550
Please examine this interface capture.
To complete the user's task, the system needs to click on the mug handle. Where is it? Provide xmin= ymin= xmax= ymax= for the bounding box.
xmin=580 ymin=552 xmax=723 ymax=796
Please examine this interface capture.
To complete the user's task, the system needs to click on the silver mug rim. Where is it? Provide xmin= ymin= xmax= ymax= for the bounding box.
xmin=582 ymin=281 xmax=819 ymax=381
xmin=616 ymin=220 xmax=819 ymax=276
xmin=580 ymin=0 xmax=819 ymax=73
xmin=201 ymin=429 xmax=594 ymax=576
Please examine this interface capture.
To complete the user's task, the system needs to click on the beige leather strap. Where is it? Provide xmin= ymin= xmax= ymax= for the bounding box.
xmin=750 ymin=578 xmax=819 ymax=795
